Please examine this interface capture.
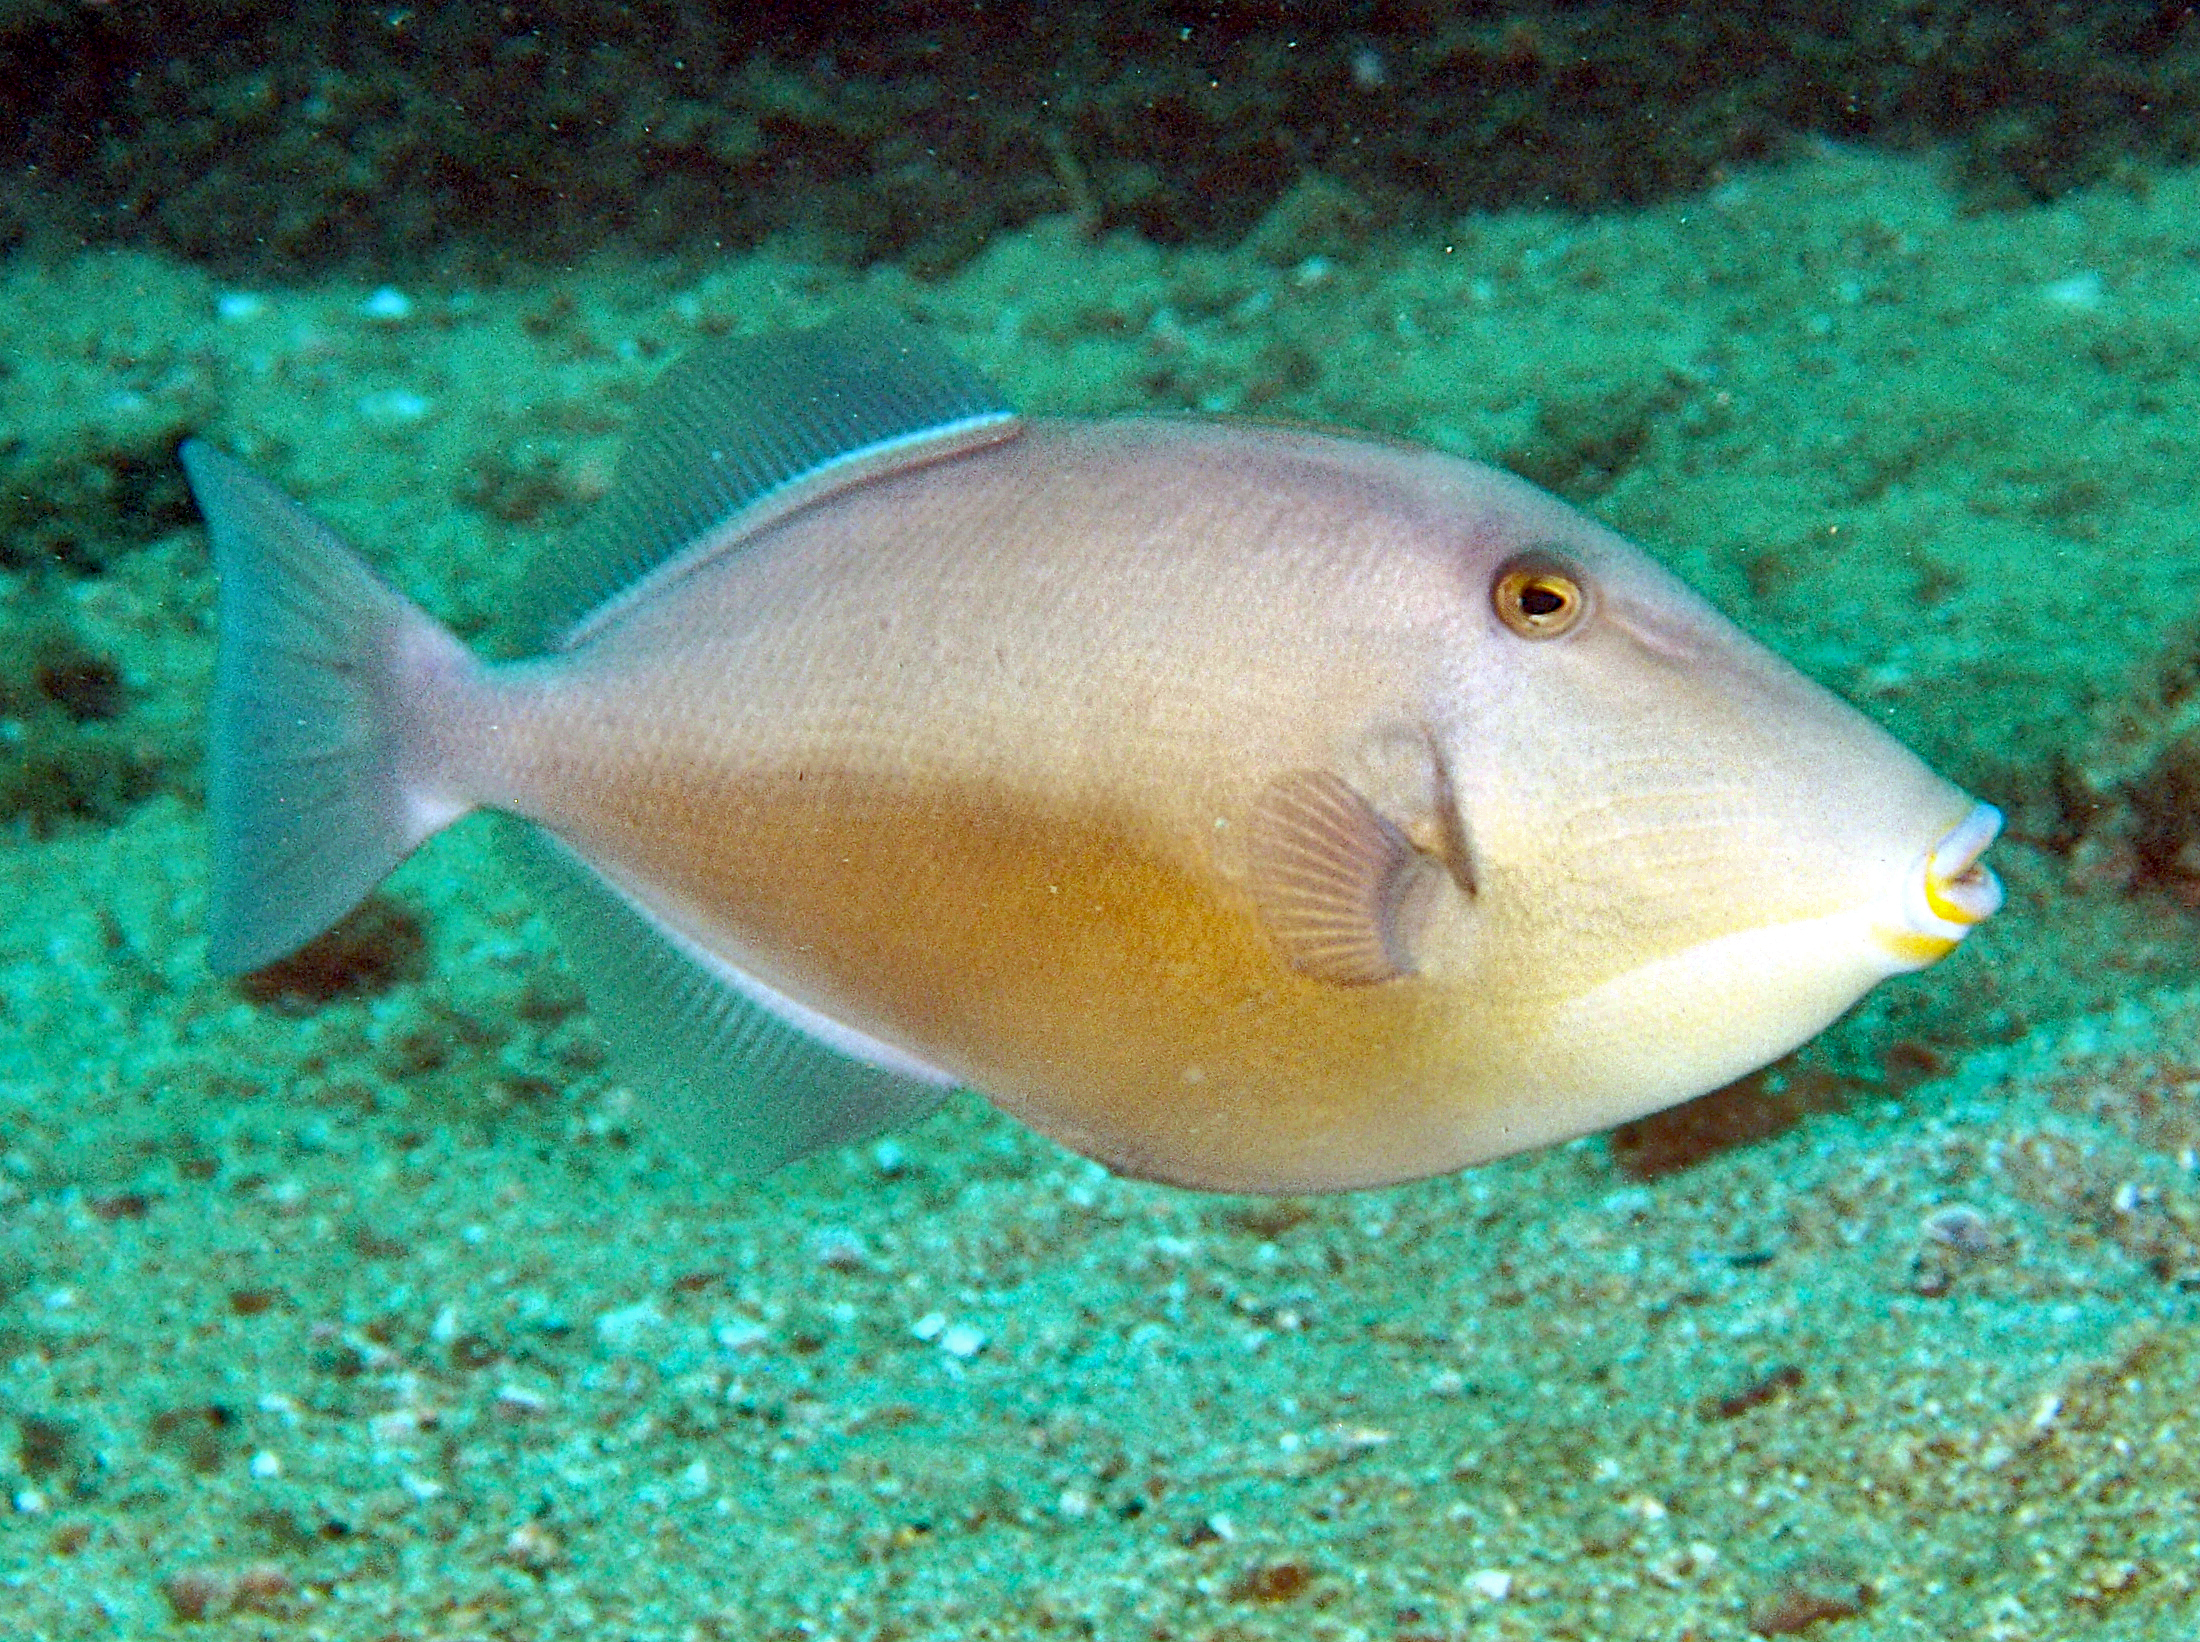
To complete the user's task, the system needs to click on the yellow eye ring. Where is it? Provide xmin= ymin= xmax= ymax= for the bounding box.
xmin=1492 ymin=556 xmax=1588 ymax=639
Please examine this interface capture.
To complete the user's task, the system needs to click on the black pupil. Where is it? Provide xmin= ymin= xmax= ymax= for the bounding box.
xmin=1519 ymin=581 xmax=1568 ymax=618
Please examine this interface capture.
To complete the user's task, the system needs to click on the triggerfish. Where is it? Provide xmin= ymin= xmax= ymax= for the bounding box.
xmin=181 ymin=318 xmax=2001 ymax=1193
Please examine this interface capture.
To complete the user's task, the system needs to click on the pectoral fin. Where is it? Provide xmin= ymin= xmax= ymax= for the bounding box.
xmin=1246 ymin=770 xmax=1442 ymax=985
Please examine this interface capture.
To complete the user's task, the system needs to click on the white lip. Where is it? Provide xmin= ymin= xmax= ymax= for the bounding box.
xmin=1883 ymin=802 xmax=2003 ymax=966
xmin=1923 ymin=802 xmax=2005 ymax=926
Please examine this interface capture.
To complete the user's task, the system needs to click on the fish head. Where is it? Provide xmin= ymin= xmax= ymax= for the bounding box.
xmin=1407 ymin=461 xmax=2000 ymax=1124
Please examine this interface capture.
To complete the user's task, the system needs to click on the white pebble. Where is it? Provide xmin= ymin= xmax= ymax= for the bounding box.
xmin=713 ymin=1318 xmax=769 ymax=1354
xmin=360 ymin=285 xmax=414 ymax=320
xmin=807 ymin=1226 xmax=868 ymax=1270
xmin=594 ymin=1300 xmax=664 ymax=1350
xmin=2041 ymin=271 xmax=2104 ymax=310
xmin=249 ymin=1450 xmax=282 ymax=1479
xmin=938 ymin=1323 xmax=987 ymax=1359
xmin=1467 ymin=1568 xmax=1513 ymax=1600
xmin=369 ymin=1409 xmax=424 ymax=1445
xmin=357 ymin=388 xmax=431 ymax=425
xmin=1923 ymin=1204 xmax=1994 ymax=1253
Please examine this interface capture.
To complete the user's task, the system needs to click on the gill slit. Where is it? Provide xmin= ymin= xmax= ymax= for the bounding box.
xmin=1422 ymin=723 xmax=1478 ymax=899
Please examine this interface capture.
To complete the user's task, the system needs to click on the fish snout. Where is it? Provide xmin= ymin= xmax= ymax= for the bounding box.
xmin=1877 ymin=801 xmax=2004 ymax=969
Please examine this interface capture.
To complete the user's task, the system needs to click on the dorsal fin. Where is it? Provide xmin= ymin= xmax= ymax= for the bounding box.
xmin=533 ymin=315 xmax=1020 ymax=648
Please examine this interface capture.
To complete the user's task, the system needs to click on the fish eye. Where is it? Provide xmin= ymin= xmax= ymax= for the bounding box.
xmin=1491 ymin=553 xmax=1589 ymax=639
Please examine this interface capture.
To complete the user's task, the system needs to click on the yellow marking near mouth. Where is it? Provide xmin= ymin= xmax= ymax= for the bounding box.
xmin=1924 ymin=870 xmax=1989 ymax=928
xmin=1876 ymin=927 xmax=1961 ymax=967
xmin=1922 ymin=803 xmax=2005 ymax=928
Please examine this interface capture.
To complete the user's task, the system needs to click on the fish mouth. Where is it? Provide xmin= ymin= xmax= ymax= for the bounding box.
xmin=1877 ymin=801 xmax=2004 ymax=968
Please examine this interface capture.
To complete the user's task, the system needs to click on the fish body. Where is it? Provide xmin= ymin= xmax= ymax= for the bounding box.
xmin=184 ymin=321 xmax=2000 ymax=1193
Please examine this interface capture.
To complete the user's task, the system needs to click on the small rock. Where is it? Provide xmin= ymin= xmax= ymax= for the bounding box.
xmin=500 ymin=1520 xmax=563 ymax=1571
xmin=359 ymin=286 xmax=414 ymax=321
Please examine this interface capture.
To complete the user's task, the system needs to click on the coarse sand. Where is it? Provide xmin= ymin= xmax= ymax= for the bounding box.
xmin=4 ymin=144 xmax=2200 ymax=1639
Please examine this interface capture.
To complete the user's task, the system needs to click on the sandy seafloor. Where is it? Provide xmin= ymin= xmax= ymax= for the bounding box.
xmin=7 ymin=143 xmax=2200 ymax=1640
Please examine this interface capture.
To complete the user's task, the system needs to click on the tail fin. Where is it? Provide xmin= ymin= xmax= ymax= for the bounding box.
xmin=181 ymin=440 xmax=476 ymax=974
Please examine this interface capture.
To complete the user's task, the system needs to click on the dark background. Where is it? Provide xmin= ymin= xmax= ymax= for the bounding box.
xmin=4 ymin=1 xmax=2196 ymax=278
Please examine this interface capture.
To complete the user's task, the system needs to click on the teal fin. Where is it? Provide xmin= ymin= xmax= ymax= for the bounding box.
xmin=503 ymin=821 xmax=955 ymax=1177
xmin=538 ymin=315 xmax=1020 ymax=647
xmin=182 ymin=440 xmax=476 ymax=975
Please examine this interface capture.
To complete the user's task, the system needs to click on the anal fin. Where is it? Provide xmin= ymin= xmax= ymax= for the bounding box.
xmin=503 ymin=821 xmax=955 ymax=1176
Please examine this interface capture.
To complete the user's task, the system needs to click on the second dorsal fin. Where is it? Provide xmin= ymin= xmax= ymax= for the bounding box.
xmin=533 ymin=315 xmax=1020 ymax=648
